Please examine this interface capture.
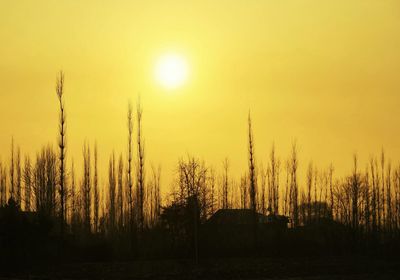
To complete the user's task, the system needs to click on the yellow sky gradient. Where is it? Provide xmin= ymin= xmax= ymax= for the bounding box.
xmin=1 ymin=1 xmax=400 ymax=190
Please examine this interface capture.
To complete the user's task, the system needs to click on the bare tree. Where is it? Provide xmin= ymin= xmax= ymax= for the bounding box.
xmin=117 ymin=154 xmax=124 ymax=230
xmin=136 ymin=101 xmax=145 ymax=233
xmin=259 ymin=164 xmax=266 ymax=214
xmin=10 ymin=138 xmax=15 ymax=200
xmin=247 ymin=112 xmax=257 ymax=249
xmin=209 ymin=167 xmax=216 ymax=214
xmin=93 ymin=143 xmax=99 ymax=233
xmin=70 ymin=160 xmax=79 ymax=230
xmin=32 ymin=145 xmax=57 ymax=216
xmin=0 ymin=161 xmax=7 ymax=206
xmin=23 ymin=155 xmax=32 ymax=211
xmin=370 ymin=157 xmax=378 ymax=234
xmin=221 ymin=158 xmax=229 ymax=209
xmin=269 ymin=144 xmax=280 ymax=214
xmin=82 ymin=142 xmax=91 ymax=233
xmin=289 ymin=142 xmax=299 ymax=227
xmin=328 ymin=164 xmax=334 ymax=219
xmin=108 ymin=153 xmax=116 ymax=234
xmin=386 ymin=161 xmax=392 ymax=233
xmin=127 ymin=102 xmax=134 ymax=236
xmin=381 ymin=150 xmax=385 ymax=230
xmin=364 ymin=166 xmax=371 ymax=234
xmin=56 ymin=71 xmax=67 ymax=234
xmin=350 ymin=154 xmax=361 ymax=230
xmin=306 ymin=162 xmax=313 ymax=223
xmin=240 ymin=173 xmax=248 ymax=209
xmin=248 ymin=113 xmax=256 ymax=214
xmin=16 ymin=146 xmax=21 ymax=205
xmin=149 ymin=164 xmax=161 ymax=226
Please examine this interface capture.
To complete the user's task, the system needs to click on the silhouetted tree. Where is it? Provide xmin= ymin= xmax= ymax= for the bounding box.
xmin=350 ymin=155 xmax=361 ymax=231
xmin=148 ymin=164 xmax=161 ymax=226
xmin=108 ymin=153 xmax=116 ymax=234
xmin=370 ymin=157 xmax=378 ymax=235
xmin=32 ymin=145 xmax=57 ymax=216
xmin=0 ymin=161 xmax=7 ymax=206
xmin=283 ymin=160 xmax=290 ymax=216
xmin=70 ymin=160 xmax=80 ymax=231
xmin=56 ymin=71 xmax=67 ymax=234
xmin=329 ymin=164 xmax=334 ymax=219
xmin=306 ymin=162 xmax=313 ymax=224
xmin=136 ymin=101 xmax=145 ymax=233
xmin=93 ymin=143 xmax=99 ymax=233
xmin=386 ymin=161 xmax=392 ymax=233
xmin=16 ymin=146 xmax=21 ymax=205
xmin=259 ymin=164 xmax=266 ymax=214
xmin=127 ymin=102 xmax=134 ymax=238
xmin=117 ymin=154 xmax=124 ymax=230
xmin=82 ymin=142 xmax=91 ymax=233
xmin=289 ymin=142 xmax=299 ymax=227
xmin=221 ymin=158 xmax=229 ymax=209
xmin=240 ymin=173 xmax=248 ymax=209
xmin=247 ymin=112 xmax=257 ymax=249
xmin=23 ymin=156 xmax=31 ymax=211
xmin=268 ymin=144 xmax=280 ymax=214
xmin=10 ymin=138 xmax=15 ymax=200
xmin=209 ymin=167 xmax=216 ymax=215
xmin=248 ymin=113 xmax=256 ymax=214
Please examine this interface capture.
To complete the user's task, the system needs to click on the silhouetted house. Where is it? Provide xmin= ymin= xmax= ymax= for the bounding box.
xmin=0 ymin=199 xmax=61 ymax=265
xmin=201 ymin=209 xmax=289 ymax=255
xmin=207 ymin=209 xmax=288 ymax=229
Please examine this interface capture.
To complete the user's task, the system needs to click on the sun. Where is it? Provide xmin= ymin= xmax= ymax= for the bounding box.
xmin=155 ymin=54 xmax=188 ymax=90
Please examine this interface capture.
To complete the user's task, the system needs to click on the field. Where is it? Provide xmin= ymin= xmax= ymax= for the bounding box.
xmin=2 ymin=256 xmax=399 ymax=279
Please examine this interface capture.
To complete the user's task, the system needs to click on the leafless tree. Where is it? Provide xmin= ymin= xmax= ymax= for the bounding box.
xmin=15 ymin=146 xmax=22 ymax=205
xmin=381 ymin=150 xmax=385 ymax=230
xmin=283 ymin=160 xmax=290 ymax=216
xmin=149 ymin=164 xmax=161 ymax=226
xmin=32 ymin=145 xmax=57 ymax=216
xmin=221 ymin=158 xmax=229 ymax=209
xmin=117 ymin=154 xmax=124 ymax=230
xmin=93 ymin=143 xmax=100 ymax=233
xmin=82 ymin=142 xmax=91 ymax=233
xmin=248 ymin=113 xmax=257 ymax=214
xmin=127 ymin=101 xmax=134 ymax=235
xmin=10 ymin=138 xmax=15 ymax=200
xmin=136 ymin=100 xmax=145 ymax=233
xmin=370 ymin=157 xmax=378 ymax=234
xmin=0 ymin=161 xmax=7 ymax=206
xmin=328 ymin=164 xmax=334 ymax=219
xmin=108 ymin=153 xmax=116 ymax=234
xmin=289 ymin=142 xmax=299 ymax=227
xmin=259 ymin=164 xmax=266 ymax=214
xmin=240 ymin=173 xmax=248 ymax=209
xmin=306 ymin=162 xmax=313 ymax=223
xmin=70 ymin=160 xmax=79 ymax=230
xmin=268 ymin=144 xmax=280 ymax=214
xmin=23 ymin=155 xmax=32 ymax=211
xmin=56 ymin=71 xmax=67 ymax=234
xmin=386 ymin=161 xmax=392 ymax=233
xmin=209 ymin=167 xmax=216 ymax=215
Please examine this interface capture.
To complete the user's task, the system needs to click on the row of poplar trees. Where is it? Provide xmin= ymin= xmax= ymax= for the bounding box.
xmin=1 ymin=72 xmax=400 ymax=247
xmin=0 ymin=72 xmax=161 ymax=246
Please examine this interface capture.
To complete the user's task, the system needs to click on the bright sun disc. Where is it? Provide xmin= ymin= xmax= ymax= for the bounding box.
xmin=155 ymin=54 xmax=188 ymax=89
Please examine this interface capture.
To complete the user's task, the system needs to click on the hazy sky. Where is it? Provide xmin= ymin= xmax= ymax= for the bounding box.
xmin=1 ymin=1 xmax=400 ymax=190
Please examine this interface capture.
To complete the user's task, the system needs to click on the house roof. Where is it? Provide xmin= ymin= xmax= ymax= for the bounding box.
xmin=207 ymin=209 xmax=288 ymax=226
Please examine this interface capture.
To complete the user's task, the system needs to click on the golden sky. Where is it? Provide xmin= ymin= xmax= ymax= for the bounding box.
xmin=1 ymin=1 xmax=400 ymax=189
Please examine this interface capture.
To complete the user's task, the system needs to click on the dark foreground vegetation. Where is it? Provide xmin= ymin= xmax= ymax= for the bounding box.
xmin=2 ymin=257 xmax=400 ymax=279
xmin=1 ymin=72 xmax=400 ymax=278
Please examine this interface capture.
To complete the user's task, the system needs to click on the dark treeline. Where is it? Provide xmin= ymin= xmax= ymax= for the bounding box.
xmin=1 ymin=73 xmax=400 ymax=269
